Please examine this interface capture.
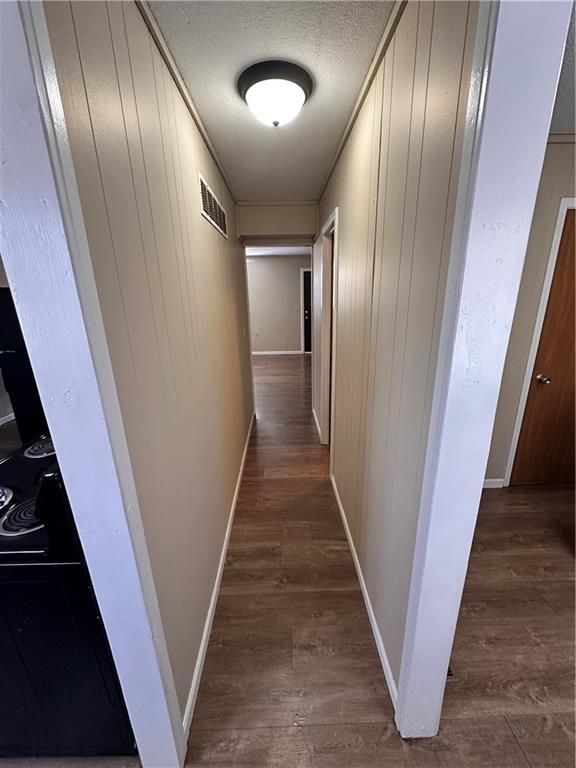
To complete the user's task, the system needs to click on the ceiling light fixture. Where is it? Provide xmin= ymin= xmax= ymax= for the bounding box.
xmin=238 ymin=61 xmax=313 ymax=127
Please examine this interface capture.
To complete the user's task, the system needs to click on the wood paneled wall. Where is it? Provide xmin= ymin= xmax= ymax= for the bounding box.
xmin=45 ymin=1 xmax=253 ymax=713
xmin=319 ymin=1 xmax=478 ymax=685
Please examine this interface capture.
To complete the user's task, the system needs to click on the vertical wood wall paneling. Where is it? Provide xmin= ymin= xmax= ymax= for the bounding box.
xmin=319 ymin=0 xmax=478 ymax=692
xmin=45 ymin=0 xmax=253 ymax=716
xmin=319 ymin=69 xmax=383 ymax=536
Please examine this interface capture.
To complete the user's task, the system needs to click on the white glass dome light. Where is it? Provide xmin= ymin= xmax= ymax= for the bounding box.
xmin=245 ymin=79 xmax=306 ymax=127
xmin=238 ymin=61 xmax=313 ymax=128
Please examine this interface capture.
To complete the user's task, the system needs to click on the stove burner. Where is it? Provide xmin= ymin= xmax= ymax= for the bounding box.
xmin=0 ymin=498 xmax=44 ymax=536
xmin=0 ymin=487 xmax=13 ymax=512
xmin=24 ymin=437 xmax=55 ymax=460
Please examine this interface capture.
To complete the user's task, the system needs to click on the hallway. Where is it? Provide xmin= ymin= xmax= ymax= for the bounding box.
xmin=188 ymin=354 xmax=394 ymax=764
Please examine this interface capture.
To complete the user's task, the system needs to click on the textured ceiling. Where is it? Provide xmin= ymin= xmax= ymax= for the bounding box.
xmin=551 ymin=3 xmax=575 ymax=134
xmin=149 ymin=1 xmax=395 ymax=201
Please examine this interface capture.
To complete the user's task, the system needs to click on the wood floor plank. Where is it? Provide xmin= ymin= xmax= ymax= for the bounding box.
xmin=452 ymin=617 xmax=574 ymax=663
xmin=186 ymin=727 xmax=308 ymax=768
xmin=442 ymin=658 xmax=574 ymax=717
xmin=506 ymin=712 xmax=575 ymax=768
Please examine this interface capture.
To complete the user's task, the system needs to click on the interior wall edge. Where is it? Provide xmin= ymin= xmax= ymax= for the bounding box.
xmin=5 ymin=2 xmax=186 ymax=765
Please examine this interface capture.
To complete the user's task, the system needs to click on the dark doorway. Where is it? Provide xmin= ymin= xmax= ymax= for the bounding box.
xmin=302 ymin=268 xmax=312 ymax=353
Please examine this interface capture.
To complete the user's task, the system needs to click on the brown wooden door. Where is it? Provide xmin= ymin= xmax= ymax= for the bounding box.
xmin=511 ymin=208 xmax=575 ymax=485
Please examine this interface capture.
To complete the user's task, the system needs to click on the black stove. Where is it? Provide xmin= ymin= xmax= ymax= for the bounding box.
xmin=23 ymin=435 xmax=55 ymax=460
xmin=0 ymin=497 xmax=43 ymax=535
xmin=0 ymin=435 xmax=55 ymax=557
xmin=0 ymin=435 xmax=136 ymax=757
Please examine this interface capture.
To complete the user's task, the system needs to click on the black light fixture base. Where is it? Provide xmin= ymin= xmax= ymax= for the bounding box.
xmin=238 ymin=60 xmax=313 ymax=102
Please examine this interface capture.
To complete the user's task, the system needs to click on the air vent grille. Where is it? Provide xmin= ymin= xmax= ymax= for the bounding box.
xmin=199 ymin=174 xmax=227 ymax=237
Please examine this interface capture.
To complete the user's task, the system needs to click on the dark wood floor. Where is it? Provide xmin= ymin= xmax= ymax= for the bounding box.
xmin=2 ymin=356 xmax=573 ymax=767
xmin=186 ymin=355 xmax=575 ymax=767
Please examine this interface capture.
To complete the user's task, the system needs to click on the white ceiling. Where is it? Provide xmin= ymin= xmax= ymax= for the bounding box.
xmin=149 ymin=1 xmax=395 ymax=202
xmin=246 ymin=246 xmax=311 ymax=258
xmin=551 ymin=3 xmax=575 ymax=134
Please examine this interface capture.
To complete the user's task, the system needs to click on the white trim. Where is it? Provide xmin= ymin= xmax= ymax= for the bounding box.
xmin=483 ymin=478 xmax=504 ymax=489
xmin=503 ymin=196 xmax=576 ymax=486
xmin=237 ymin=200 xmax=317 ymax=207
xmin=394 ymin=0 xmax=572 ymax=739
xmin=320 ymin=208 xmax=340 ymax=473
xmin=252 ymin=350 xmax=304 ymax=356
xmin=0 ymin=413 xmax=15 ymax=427
xmin=183 ymin=412 xmax=255 ymax=735
xmin=312 ymin=407 xmax=322 ymax=440
xmin=5 ymin=4 xmax=186 ymax=765
xmin=242 ymin=250 xmax=256 ymax=416
xmin=331 ymin=474 xmax=398 ymax=706
xmin=300 ymin=267 xmax=312 ymax=353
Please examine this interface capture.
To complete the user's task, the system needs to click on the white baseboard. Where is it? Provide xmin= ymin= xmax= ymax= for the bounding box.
xmin=483 ymin=478 xmax=505 ymax=489
xmin=0 ymin=412 xmax=15 ymax=427
xmin=312 ymin=407 xmax=322 ymax=440
xmin=330 ymin=474 xmax=399 ymax=707
xmin=182 ymin=412 xmax=255 ymax=736
xmin=252 ymin=350 xmax=303 ymax=356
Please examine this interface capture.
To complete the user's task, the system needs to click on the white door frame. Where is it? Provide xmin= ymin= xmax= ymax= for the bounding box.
xmin=319 ymin=208 xmax=340 ymax=469
xmin=242 ymin=249 xmax=256 ymax=406
xmin=503 ymin=196 xmax=576 ymax=486
xmin=2 ymin=4 xmax=185 ymax=765
xmin=300 ymin=266 xmax=312 ymax=354
xmin=395 ymin=0 xmax=572 ymax=738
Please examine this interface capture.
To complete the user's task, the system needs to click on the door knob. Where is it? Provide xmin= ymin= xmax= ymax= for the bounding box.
xmin=536 ymin=373 xmax=552 ymax=384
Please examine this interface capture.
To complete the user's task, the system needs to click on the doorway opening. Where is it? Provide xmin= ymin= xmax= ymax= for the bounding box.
xmin=446 ymin=198 xmax=575 ymax=735
xmin=300 ymin=267 xmax=312 ymax=354
xmin=244 ymin=245 xmax=312 ymax=357
xmin=312 ymin=208 xmax=338 ymax=448
xmin=507 ymin=199 xmax=575 ymax=485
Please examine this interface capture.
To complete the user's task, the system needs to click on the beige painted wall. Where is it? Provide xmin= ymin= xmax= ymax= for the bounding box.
xmin=486 ymin=140 xmax=576 ymax=480
xmin=247 ymin=253 xmax=311 ymax=353
xmin=45 ymin=0 xmax=253 ymax=714
xmin=238 ymin=203 xmax=316 ymax=241
xmin=318 ymin=0 xmax=478 ymax=683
